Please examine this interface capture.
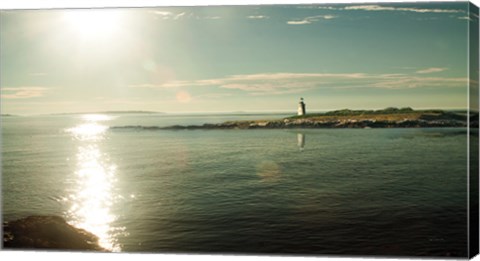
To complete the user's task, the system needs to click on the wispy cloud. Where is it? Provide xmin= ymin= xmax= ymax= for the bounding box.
xmin=150 ymin=10 xmax=175 ymax=19
xmin=396 ymin=66 xmax=417 ymax=70
xmin=286 ymin=20 xmax=311 ymax=25
xmin=150 ymin=10 xmax=172 ymax=16
xmin=344 ymin=5 xmax=463 ymax=13
xmin=313 ymin=6 xmax=340 ymax=10
xmin=130 ymin=72 xmax=466 ymax=95
xmin=203 ymin=16 xmax=221 ymax=20
xmin=416 ymin=67 xmax=447 ymax=74
xmin=150 ymin=10 xmax=189 ymax=20
xmin=457 ymin=16 xmax=472 ymax=21
xmin=174 ymin=12 xmax=187 ymax=20
xmin=218 ymin=73 xmax=465 ymax=92
xmin=298 ymin=4 xmax=463 ymax=13
xmin=322 ymin=15 xmax=337 ymax=19
xmin=196 ymin=93 xmax=233 ymax=99
xmin=150 ymin=10 xmax=221 ymax=20
xmin=287 ymin=15 xmax=337 ymax=25
xmin=129 ymin=83 xmax=169 ymax=89
xmin=247 ymin=15 xmax=269 ymax=19
xmin=1 ymin=87 xmax=48 ymax=99
xmin=369 ymin=77 xmax=465 ymax=89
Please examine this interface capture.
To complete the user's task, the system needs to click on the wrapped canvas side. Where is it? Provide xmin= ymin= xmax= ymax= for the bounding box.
xmin=469 ymin=1 xmax=479 ymax=259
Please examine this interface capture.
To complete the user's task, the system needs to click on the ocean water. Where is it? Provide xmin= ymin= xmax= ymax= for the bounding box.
xmin=1 ymin=113 xmax=469 ymax=257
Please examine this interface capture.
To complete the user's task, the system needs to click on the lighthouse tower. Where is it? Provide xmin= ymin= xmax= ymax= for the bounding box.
xmin=297 ymin=97 xmax=306 ymax=116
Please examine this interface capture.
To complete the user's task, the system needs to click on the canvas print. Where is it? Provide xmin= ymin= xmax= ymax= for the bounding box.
xmin=1 ymin=1 xmax=479 ymax=258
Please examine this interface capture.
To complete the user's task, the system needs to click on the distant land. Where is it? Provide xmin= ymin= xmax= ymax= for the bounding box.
xmin=111 ymin=107 xmax=478 ymax=131
xmin=1 ymin=111 xmax=164 ymax=117
xmin=51 ymin=110 xmax=163 ymax=116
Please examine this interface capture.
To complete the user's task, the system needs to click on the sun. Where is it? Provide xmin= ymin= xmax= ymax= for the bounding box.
xmin=63 ymin=9 xmax=125 ymax=42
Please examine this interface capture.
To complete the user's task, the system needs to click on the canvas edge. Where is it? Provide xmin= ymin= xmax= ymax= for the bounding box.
xmin=469 ymin=1 xmax=480 ymax=259
xmin=0 ymin=1 xmax=478 ymax=260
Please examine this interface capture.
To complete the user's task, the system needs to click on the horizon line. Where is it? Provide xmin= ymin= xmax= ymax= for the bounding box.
xmin=1 ymin=106 xmax=469 ymax=117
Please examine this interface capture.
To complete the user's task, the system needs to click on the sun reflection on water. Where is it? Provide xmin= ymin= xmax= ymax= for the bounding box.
xmin=65 ymin=114 xmax=123 ymax=252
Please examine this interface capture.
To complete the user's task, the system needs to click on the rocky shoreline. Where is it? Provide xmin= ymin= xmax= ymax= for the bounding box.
xmin=3 ymin=215 xmax=107 ymax=251
xmin=162 ymin=110 xmax=472 ymax=130
xmin=109 ymin=109 xmax=476 ymax=131
xmin=161 ymin=118 xmax=467 ymax=130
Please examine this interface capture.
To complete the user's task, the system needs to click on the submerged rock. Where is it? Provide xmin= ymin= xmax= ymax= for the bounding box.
xmin=3 ymin=215 xmax=107 ymax=251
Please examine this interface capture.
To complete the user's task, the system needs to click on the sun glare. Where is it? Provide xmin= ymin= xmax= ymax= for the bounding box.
xmin=63 ymin=9 xmax=125 ymax=41
xmin=82 ymin=114 xmax=113 ymax=122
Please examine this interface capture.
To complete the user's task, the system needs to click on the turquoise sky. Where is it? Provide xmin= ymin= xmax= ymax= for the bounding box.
xmin=0 ymin=2 xmax=476 ymax=114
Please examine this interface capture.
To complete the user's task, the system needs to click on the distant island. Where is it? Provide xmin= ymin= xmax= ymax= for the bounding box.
xmin=52 ymin=110 xmax=163 ymax=116
xmin=112 ymin=107 xmax=478 ymax=131
xmin=100 ymin=110 xmax=163 ymax=114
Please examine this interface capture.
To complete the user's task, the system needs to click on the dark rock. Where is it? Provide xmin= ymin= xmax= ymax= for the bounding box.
xmin=3 ymin=215 xmax=107 ymax=251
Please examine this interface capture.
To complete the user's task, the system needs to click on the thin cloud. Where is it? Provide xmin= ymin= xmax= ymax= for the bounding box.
xmin=296 ymin=6 xmax=340 ymax=10
xmin=287 ymin=15 xmax=337 ymax=25
xmin=396 ymin=66 xmax=417 ymax=70
xmin=150 ymin=11 xmax=172 ymax=16
xmin=130 ymin=72 xmax=466 ymax=96
xmin=1 ymin=87 xmax=48 ymax=99
xmin=416 ymin=67 xmax=447 ymax=74
xmin=150 ymin=10 xmax=220 ymax=20
xmin=150 ymin=10 xmax=174 ymax=19
xmin=202 ymin=16 xmax=221 ymax=20
xmin=457 ymin=16 xmax=472 ymax=21
xmin=247 ymin=15 xmax=269 ymax=19
xmin=174 ymin=12 xmax=186 ymax=20
xmin=150 ymin=10 xmax=187 ymax=20
xmin=344 ymin=5 xmax=463 ymax=13
xmin=128 ymin=81 xmax=181 ymax=89
xmin=297 ymin=4 xmax=464 ymax=15
xmin=313 ymin=6 xmax=340 ymax=10
xmin=218 ymin=73 xmax=465 ymax=92
xmin=287 ymin=20 xmax=312 ymax=25
xmin=370 ymin=77 xmax=465 ymax=89
xmin=197 ymin=93 xmax=233 ymax=99
xmin=321 ymin=15 xmax=336 ymax=19
xmin=221 ymin=82 xmax=316 ymax=96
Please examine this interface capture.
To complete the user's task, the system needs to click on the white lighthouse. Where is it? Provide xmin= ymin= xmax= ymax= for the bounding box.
xmin=297 ymin=97 xmax=306 ymax=116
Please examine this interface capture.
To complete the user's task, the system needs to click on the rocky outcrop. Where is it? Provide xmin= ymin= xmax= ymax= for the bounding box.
xmin=3 ymin=215 xmax=106 ymax=251
xmin=109 ymin=110 xmax=471 ymax=131
xmin=160 ymin=117 xmax=467 ymax=130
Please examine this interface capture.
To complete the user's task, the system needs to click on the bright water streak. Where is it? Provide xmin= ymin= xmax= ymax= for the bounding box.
xmin=64 ymin=114 xmax=122 ymax=251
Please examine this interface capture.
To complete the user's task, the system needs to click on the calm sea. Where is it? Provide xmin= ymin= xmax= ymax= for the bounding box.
xmin=1 ymin=113 xmax=469 ymax=257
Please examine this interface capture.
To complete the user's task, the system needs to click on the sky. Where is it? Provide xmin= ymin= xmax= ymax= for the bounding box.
xmin=0 ymin=1 xmax=477 ymax=115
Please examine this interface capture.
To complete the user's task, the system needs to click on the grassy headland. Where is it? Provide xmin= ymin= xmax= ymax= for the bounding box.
xmin=155 ymin=107 xmax=473 ymax=130
xmin=287 ymin=107 xmax=467 ymax=123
